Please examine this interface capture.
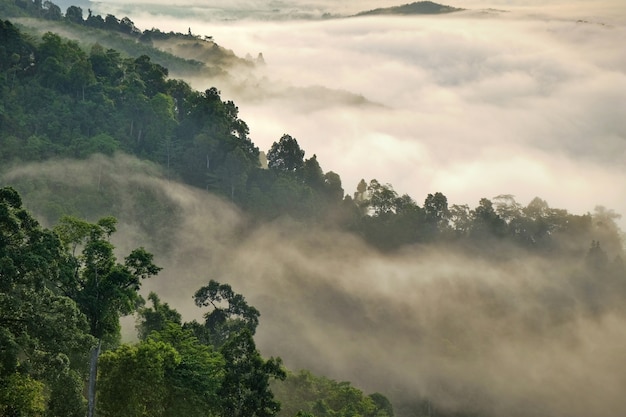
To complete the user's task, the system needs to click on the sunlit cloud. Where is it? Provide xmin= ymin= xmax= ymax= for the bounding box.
xmin=10 ymin=1 xmax=626 ymax=414
xmin=5 ymin=150 xmax=626 ymax=417
xmin=159 ymin=8 xmax=623 ymax=223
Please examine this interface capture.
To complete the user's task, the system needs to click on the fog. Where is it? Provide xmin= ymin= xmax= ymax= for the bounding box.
xmin=9 ymin=0 xmax=626 ymax=415
xmin=87 ymin=0 xmax=626 ymax=230
xmin=4 ymin=153 xmax=626 ymax=417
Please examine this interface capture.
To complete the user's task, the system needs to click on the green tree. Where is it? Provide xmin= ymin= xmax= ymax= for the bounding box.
xmin=216 ymin=147 xmax=253 ymax=200
xmin=267 ymin=134 xmax=305 ymax=173
xmin=42 ymin=1 xmax=61 ymax=20
xmin=219 ymin=329 xmax=286 ymax=417
xmin=55 ymin=215 xmax=161 ymax=339
xmin=323 ymin=171 xmax=344 ymax=203
xmin=423 ymin=192 xmax=450 ymax=238
xmin=0 ymin=187 xmax=93 ymax=417
xmin=192 ymin=279 xmax=260 ymax=347
xmin=190 ymin=280 xmax=285 ymax=417
xmin=65 ymin=5 xmax=83 ymax=24
xmin=136 ymin=292 xmax=182 ymax=340
xmin=367 ymin=179 xmax=398 ymax=217
xmin=301 ymin=154 xmax=325 ymax=189
xmin=97 ymin=339 xmax=181 ymax=417
xmin=470 ymin=198 xmax=506 ymax=239
xmin=148 ymin=324 xmax=225 ymax=417
xmin=54 ymin=215 xmax=162 ymax=417
xmin=137 ymin=295 xmax=225 ymax=416
xmin=0 ymin=373 xmax=45 ymax=417
xmin=273 ymin=370 xmax=394 ymax=417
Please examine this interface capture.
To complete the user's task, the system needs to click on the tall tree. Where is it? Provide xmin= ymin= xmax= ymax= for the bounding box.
xmin=54 ymin=215 xmax=162 ymax=417
xmin=192 ymin=279 xmax=260 ymax=347
xmin=65 ymin=5 xmax=83 ymax=24
xmin=267 ymin=134 xmax=305 ymax=173
xmin=190 ymin=280 xmax=286 ymax=417
xmin=0 ymin=187 xmax=93 ymax=417
xmin=136 ymin=295 xmax=226 ymax=417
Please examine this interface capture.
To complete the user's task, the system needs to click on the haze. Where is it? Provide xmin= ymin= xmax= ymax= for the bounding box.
xmin=6 ymin=154 xmax=626 ymax=417
xmin=86 ymin=0 xmax=626 ymax=230
xmin=6 ymin=0 xmax=626 ymax=416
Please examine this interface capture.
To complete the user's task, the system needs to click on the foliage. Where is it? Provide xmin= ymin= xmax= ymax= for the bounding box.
xmin=2 ymin=17 xmax=612 ymax=258
xmin=356 ymin=1 xmax=464 ymax=16
xmin=267 ymin=134 xmax=305 ymax=173
xmin=192 ymin=279 xmax=260 ymax=347
xmin=0 ymin=9 xmax=625 ymax=417
xmin=0 ymin=187 xmax=93 ymax=416
xmin=54 ymin=215 xmax=161 ymax=340
xmin=97 ymin=339 xmax=181 ymax=417
xmin=272 ymin=370 xmax=394 ymax=417
xmin=147 ymin=324 xmax=225 ymax=417
xmin=186 ymin=280 xmax=286 ymax=417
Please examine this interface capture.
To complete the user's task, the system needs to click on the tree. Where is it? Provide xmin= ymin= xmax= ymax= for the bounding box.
xmin=65 ymin=5 xmax=83 ymax=24
xmin=136 ymin=292 xmax=182 ymax=340
xmin=470 ymin=198 xmax=506 ymax=239
xmin=55 ymin=215 xmax=161 ymax=339
xmin=192 ymin=279 xmax=260 ymax=347
xmin=0 ymin=187 xmax=93 ymax=417
xmin=190 ymin=280 xmax=286 ymax=417
xmin=267 ymin=134 xmax=305 ymax=173
xmin=219 ymin=329 xmax=286 ymax=417
xmin=301 ymin=154 xmax=325 ymax=189
xmin=0 ymin=373 xmax=45 ymax=417
xmin=149 ymin=324 xmax=225 ymax=417
xmin=137 ymin=295 xmax=227 ymax=416
xmin=43 ymin=1 xmax=61 ymax=20
xmin=449 ymin=204 xmax=472 ymax=237
xmin=54 ymin=215 xmax=162 ymax=417
xmin=104 ymin=14 xmax=119 ymax=30
xmin=216 ymin=147 xmax=252 ymax=200
xmin=97 ymin=340 xmax=181 ymax=417
xmin=272 ymin=370 xmax=394 ymax=417
xmin=367 ymin=179 xmax=398 ymax=216
xmin=423 ymin=192 xmax=450 ymax=237
xmin=323 ymin=171 xmax=344 ymax=202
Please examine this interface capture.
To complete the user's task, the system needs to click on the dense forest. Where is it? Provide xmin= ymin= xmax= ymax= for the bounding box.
xmin=1 ymin=0 xmax=625 ymax=416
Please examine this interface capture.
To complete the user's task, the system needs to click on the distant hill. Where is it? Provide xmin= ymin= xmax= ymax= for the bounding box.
xmin=355 ymin=1 xmax=463 ymax=16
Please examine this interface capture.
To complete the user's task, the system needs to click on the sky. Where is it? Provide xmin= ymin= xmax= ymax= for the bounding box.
xmin=84 ymin=0 xmax=626 ymax=228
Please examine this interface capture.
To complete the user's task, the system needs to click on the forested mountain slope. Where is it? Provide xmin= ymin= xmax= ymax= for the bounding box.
xmin=1 ymin=1 xmax=625 ymax=417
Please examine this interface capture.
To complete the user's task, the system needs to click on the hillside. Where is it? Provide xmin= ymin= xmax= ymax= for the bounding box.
xmin=1 ymin=1 xmax=626 ymax=417
xmin=355 ymin=1 xmax=463 ymax=16
xmin=0 ymin=0 xmax=253 ymax=78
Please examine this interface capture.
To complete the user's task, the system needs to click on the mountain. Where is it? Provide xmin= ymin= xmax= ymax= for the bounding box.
xmin=355 ymin=1 xmax=463 ymax=17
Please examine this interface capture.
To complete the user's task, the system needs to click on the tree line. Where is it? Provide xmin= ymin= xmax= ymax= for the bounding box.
xmin=0 ymin=186 xmax=394 ymax=417
xmin=1 ymin=14 xmax=624 ymax=257
xmin=1 ymin=4 xmax=625 ymax=417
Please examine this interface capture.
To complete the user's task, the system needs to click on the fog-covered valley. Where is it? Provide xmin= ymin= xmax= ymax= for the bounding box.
xmin=5 ymin=152 xmax=626 ymax=417
xmin=1 ymin=0 xmax=625 ymax=416
xmin=109 ymin=0 xmax=626 ymax=231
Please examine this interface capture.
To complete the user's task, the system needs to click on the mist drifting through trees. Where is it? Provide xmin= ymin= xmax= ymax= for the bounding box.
xmin=1 ymin=0 xmax=625 ymax=416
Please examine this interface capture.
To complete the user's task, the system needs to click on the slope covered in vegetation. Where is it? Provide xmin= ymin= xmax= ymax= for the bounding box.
xmin=355 ymin=1 xmax=463 ymax=17
xmin=1 ymin=1 xmax=625 ymax=416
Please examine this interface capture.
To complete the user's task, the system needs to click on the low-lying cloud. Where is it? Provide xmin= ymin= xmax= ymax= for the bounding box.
xmin=120 ymin=4 xmax=626 ymax=229
xmin=4 ymin=154 xmax=626 ymax=417
xmin=8 ymin=1 xmax=626 ymax=415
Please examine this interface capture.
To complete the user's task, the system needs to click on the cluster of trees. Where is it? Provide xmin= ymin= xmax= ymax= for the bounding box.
xmin=0 ymin=186 xmax=160 ymax=416
xmin=1 ymin=4 xmax=625 ymax=417
xmin=272 ymin=370 xmax=394 ymax=417
xmin=2 ymin=186 xmax=393 ymax=417
xmin=350 ymin=182 xmax=624 ymax=256
xmin=1 ymin=7 xmax=623 ymax=256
